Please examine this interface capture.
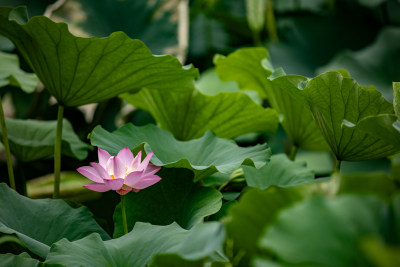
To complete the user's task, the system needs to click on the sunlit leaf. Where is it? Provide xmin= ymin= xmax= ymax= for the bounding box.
xmin=45 ymin=222 xmax=226 ymax=267
xmin=0 ymin=51 xmax=38 ymax=93
xmin=122 ymin=88 xmax=279 ymax=140
xmin=243 ymin=154 xmax=315 ymax=190
xmin=90 ymin=123 xmax=271 ymax=181
xmin=304 ymin=71 xmax=399 ymax=161
xmin=0 ymin=6 xmax=198 ymax=107
xmin=260 ymin=195 xmax=387 ymax=267
xmin=113 ymin=168 xmax=222 ymax=238
xmin=0 ymin=183 xmax=110 ymax=258
xmin=214 ymin=47 xmax=273 ymax=99
xmin=0 ymin=118 xmax=89 ymax=161
xmin=215 ymin=48 xmax=329 ymax=151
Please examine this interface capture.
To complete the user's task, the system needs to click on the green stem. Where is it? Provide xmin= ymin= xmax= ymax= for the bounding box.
xmin=0 ymin=95 xmax=15 ymax=190
xmin=121 ymin=195 xmax=128 ymax=234
xmin=289 ymin=145 xmax=298 ymax=161
xmin=334 ymin=158 xmax=341 ymax=173
xmin=53 ymin=105 xmax=64 ymax=199
xmin=265 ymin=0 xmax=278 ymax=42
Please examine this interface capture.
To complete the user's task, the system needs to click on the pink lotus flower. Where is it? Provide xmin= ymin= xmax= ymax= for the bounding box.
xmin=77 ymin=148 xmax=161 ymax=195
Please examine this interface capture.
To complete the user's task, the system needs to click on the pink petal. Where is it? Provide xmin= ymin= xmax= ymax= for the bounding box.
xmin=143 ymin=164 xmax=161 ymax=176
xmin=130 ymin=151 xmax=142 ymax=171
xmin=117 ymin=148 xmax=134 ymax=168
xmin=124 ymin=171 xmax=144 ymax=187
xmin=104 ymin=178 xmax=125 ymax=190
xmin=77 ymin=166 xmax=103 ymax=183
xmin=116 ymin=188 xmax=131 ymax=195
xmin=83 ymin=183 xmax=110 ymax=192
xmin=98 ymin=148 xmax=111 ymax=168
xmin=138 ymin=152 xmax=154 ymax=171
xmin=110 ymin=156 xmax=126 ymax=178
xmin=90 ymin=162 xmax=110 ymax=180
xmin=132 ymin=175 xmax=161 ymax=189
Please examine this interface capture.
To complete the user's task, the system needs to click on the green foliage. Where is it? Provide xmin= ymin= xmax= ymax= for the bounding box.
xmin=215 ymin=48 xmax=329 ymax=151
xmin=268 ymin=74 xmax=329 ymax=150
xmin=113 ymin=168 xmax=222 ymax=238
xmin=243 ymin=154 xmax=315 ymax=190
xmin=0 ymin=253 xmax=39 ymax=267
xmin=0 ymin=2 xmax=399 ymax=266
xmin=45 ymin=222 xmax=226 ymax=266
xmin=0 ymin=6 xmax=198 ymax=107
xmin=339 ymin=172 xmax=398 ymax=202
xmin=260 ymin=195 xmax=390 ymax=267
xmin=90 ymin=123 xmax=271 ymax=181
xmin=0 ymin=51 xmax=38 ymax=92
xmin=225 ymin=187 xmax=303 ymax=265
xmin=0 ymin=183 xmax=110 ymax=258
xmin=304 ymin=71 xmax=399 ymax=160
xmin=215 ymin=47 xmax=272 ymax=99
xmin=122 ymin=88 xmax=279 ymax=140
xmin=0 ymin=118 xmax=89 ymax=161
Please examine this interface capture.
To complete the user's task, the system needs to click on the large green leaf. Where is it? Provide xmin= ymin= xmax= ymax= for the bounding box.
xmin=225 ymin=187 xmax=302 ymax=265
xmin=90 ymin=123 xmax=271 ymax=181
xmin=0 ymin=118 xmax=89 ymax=161
xmin=122 ymin=88 xmax=279 ymax=140
xmin=357 ymin=114 xmax=400 ymax=149
xmin=113 ymin=168 xmax=222 ymax=238
xmin=269 ymin=74 xmax=329 ymax=150
xmin=304 ymin=71 xmax=399 ymax=161
xmin=260 ymin=195 xmax=388 ymax=267
xmin=214 ymin=47 xmax=273 ymax=99
xmin=0 ymin=51 xmax=38 ymax=93
xmin=0 ymin=183 xmax=110 ymax=258
xmin=215 ymin=48 xmax=328 ymax=151
xmin=45 ymin=222 xmax=226 ymax=267
xmin=54 ymin=0 xmax=178 ymax=54
xmin=356 ymin=82 xmax=400 ymax=149
xmin=0 ymin=6 xmax=198 ymax=107
xmin=243 ymin=154 xmax=315 ymax=190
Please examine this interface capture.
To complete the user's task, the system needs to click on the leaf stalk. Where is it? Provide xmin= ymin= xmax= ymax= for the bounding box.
xmin=0 ymin=95 xmax=15 ymax=190
xmin=289 ymin=145 xmax=298 ymax=161
xmin=53 ymin=104 xmax=64 ymax=199
xmin=121 ymin=194 xmax=128 ymax=235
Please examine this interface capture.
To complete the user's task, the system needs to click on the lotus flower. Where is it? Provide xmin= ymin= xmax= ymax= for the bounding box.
xmin=77 ymin=148 xmax=161 ymax=195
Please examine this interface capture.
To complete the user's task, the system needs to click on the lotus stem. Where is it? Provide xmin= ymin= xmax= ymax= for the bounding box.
xmin=289 ymin=145 xmax=298 ymax=161
xmin=53 ymin=104 xmax=64 ymax=199
xmin=265 ymin=0 xmax=278 ymax=42
xmin=121 ymin=194 xmax=128 ymax=234
xmin=0 ymin=95 xmax=16 ymax=190
xmin=334 ymin=158 xmax=341 ymax=173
